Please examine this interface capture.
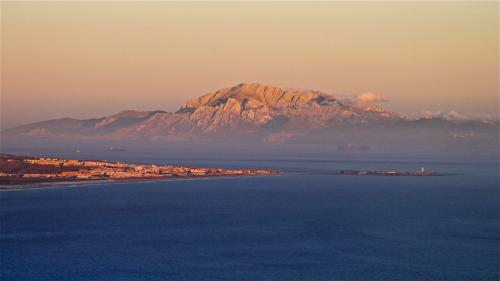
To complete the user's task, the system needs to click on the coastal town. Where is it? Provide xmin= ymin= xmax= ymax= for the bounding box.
xmin=0 ymin=154 xmax=274 ymax=185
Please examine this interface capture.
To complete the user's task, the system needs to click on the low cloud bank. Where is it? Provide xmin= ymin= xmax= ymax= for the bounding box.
xmin=419 ymin=109 xmax=499 ymax=122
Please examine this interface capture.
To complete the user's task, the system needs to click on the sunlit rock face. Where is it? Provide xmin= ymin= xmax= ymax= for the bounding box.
xmin=175 ymin=83 xmax=399 ymax=138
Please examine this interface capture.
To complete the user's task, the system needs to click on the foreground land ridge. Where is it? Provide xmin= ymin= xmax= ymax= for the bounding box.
xmin=0 ymin=153 xmax=274 ymax=185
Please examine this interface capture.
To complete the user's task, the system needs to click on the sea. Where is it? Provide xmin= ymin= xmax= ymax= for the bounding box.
xmin=1 ymin=151 xmax=499 ymax=281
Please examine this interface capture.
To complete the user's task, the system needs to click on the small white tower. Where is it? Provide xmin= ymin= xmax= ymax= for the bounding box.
xmin=421 ymin=167 xmax=425 ymax=173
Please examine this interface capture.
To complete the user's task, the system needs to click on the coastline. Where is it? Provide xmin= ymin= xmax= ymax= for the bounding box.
xmin=0 ymin=173 xmax=281 ymax=192
xmin=0 ymin=153 xmax=276 ymax=190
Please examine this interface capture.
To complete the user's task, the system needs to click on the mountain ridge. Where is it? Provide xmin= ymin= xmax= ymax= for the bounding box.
xmin=2 ymin=83 xmax=497 ymax=147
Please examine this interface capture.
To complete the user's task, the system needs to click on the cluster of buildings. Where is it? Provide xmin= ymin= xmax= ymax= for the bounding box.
xmin=8 ymin=157 xmax=273 ymax=181
xmin=25 ymin=158 xmax=124 ymax=168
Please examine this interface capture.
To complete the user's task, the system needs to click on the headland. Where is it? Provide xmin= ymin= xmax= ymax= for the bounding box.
xmin=0 ymin=153 xmax=274 ymax=188
xmin=337 ymin=169 xmax=445 ymax=176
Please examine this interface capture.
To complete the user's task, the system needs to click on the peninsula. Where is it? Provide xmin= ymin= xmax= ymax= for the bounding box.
xmin=0 ymin=153 xmax=274 ymax=186
xmin=337 ymin=169 xmax=445 ymax=176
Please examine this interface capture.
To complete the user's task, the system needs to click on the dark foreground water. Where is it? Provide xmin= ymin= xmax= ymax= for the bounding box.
xmin=1 ymin=154 xmax=499 ymax=281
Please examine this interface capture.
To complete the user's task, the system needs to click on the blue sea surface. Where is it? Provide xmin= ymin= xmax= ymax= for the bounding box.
xmin=1 ymin=154 xmax=499 ymax=280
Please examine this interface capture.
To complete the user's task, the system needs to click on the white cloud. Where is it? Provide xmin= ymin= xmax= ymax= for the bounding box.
xmin=355 ymin=92 xmax=388 ymax=103
xmin=419 ymin=109 xmax=499 ymax=122
xmin=420 ymin=109 xmax=443 ymax=119
xmin=444 ymin=110 xmax=468 ymax=121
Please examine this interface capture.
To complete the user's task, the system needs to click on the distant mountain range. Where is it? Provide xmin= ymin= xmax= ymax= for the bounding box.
xmin=2 ymin=83 xmax=498 ymax=150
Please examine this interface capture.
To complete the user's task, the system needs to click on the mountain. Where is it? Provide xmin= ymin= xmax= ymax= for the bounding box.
xmin=3 ymin=110 xmax=166 ymax=139
xmin=2 ymin=83 xmax=398 ymax=140
xmin=2 ymin=83 xmax=497 ymax=150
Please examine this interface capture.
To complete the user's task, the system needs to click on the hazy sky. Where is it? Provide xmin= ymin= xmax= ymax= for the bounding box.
xmin=1 ymin=1 xmax=498 ymax=129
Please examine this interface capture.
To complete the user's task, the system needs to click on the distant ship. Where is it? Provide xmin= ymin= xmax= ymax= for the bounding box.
xmin=108 ymin=147 xmax=126 ymax=152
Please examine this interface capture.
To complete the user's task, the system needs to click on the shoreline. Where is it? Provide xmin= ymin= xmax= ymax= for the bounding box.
xmin=0 ymin=173 xmax=281 ymax=192
xmin=0 ymin=153 xmax=276 ymax=190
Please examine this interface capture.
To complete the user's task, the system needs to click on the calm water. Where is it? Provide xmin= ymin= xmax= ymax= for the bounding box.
xmin=1 ymin=154 xmax=499 ymax=281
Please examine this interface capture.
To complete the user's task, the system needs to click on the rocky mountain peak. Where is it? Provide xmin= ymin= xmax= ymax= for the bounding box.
xmin=2 ymin=83 xmax=411 ymax=142
xmin=178 ymin=83 xmax=337 ymax=113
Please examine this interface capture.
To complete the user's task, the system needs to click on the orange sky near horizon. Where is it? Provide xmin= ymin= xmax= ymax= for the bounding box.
xmin=1 ymin=1 xmax=498 ymax=129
